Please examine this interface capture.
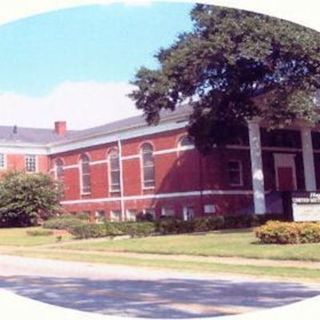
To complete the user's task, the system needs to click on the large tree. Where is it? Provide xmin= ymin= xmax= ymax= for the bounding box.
xmin=130 ymin=4 xmax=320 ymax=153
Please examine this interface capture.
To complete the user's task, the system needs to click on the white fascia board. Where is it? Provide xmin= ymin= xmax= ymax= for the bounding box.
xmin=48 ymin=120 xmax=188 ymax=155
xmin=0 ymin=143 xmax=48 ymax=155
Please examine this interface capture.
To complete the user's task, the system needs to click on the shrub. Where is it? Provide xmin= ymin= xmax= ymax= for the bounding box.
xmin=26 ymin=229 xmax=54 ymax=236
xmin=43 ymin=216 xmax=84 ymax=232
xmin=75 ymin=212 xmax=90 ymax=221
xmin=155 ymin=218 xmax=193 ymax=234
xmin=70 ymin=223 xmax=107 ymax=239
xmin=0 ymin=171 xmax=62 ymax=227
xmin=69 ymin=221 xmax=155 ymax=239
xmin=194 ymin=216 xmax=225 ymax=232
xmin=113 ymin=222 xmax=155 ymax=238
xmin=255 ymin=221 xmax=320 ymax=244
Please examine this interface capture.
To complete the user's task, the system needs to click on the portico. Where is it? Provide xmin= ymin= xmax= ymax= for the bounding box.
xmin=248 ymin=121 xmax=317 ymax=214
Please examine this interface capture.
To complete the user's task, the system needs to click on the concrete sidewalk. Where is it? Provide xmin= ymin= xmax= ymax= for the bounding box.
xmin=1 ymin=254 xmax=320 ymax=318
xmin=1 ymin=289 xmax=320 ymax=320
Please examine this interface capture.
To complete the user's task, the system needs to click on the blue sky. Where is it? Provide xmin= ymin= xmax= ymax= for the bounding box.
xmin=0 ymin=2 xmax=193 ymax=97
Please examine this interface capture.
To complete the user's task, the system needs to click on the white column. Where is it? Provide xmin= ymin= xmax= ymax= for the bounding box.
xmin=248 ymin=121 xmax=266 ymax=214
xmin=301 ymin=128 xmax=316 ymax=191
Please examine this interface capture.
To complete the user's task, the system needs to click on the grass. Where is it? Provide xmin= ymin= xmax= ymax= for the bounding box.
xmin=7 ymin=248 xmax=320 ymax=282
xmin=55 ymin=229 xmax=320 ymax=261
xmin=1 ymin=227 xmax=320 ymax=281
xmin=0 ymin=227 xmax=72 ymax=246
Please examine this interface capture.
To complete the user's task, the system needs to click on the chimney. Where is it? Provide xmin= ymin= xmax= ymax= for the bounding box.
xmin=54 ymin=121 xmax=67 ymax=136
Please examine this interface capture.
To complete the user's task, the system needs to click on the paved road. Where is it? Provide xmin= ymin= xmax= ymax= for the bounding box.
xmin=0 ymin=254 xmax=319 ymax=318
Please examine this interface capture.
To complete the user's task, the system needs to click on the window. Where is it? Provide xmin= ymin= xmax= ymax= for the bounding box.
xmin=25 ymin=155 xmax=36 ymax=172
xmin=55 ymin=159 xmax=64 ymax=181
xmin=109 ymin=149 xmax=120 ymax=192
xmin=183 ymin=206 xmax=195 ymax=221
xmin=111 ymin=210 xmax=121 ymax=222
xmin=141 ymin=143 xmax=155 ymax=188
xmin=178 ymin=135 xmax=194 ymax=149
xmin=95 ymin=210 xmax=106 ymax=224
xmin=161 ymin=206 xmax=175 ymax=217
xmin=204 ymin=204 xmax=216 ymax=214
xmin=227 ymin=160 xmax=243 ymax=186
xmin=143 ymin=208 xmax=156 ymax=220
xmin=80 ymin=154 xmax=91 ymax=194
xmin=0 ymin=153 xmax=5 ymax=169
xmin=126 ymin=209 xmax=137 ymax=222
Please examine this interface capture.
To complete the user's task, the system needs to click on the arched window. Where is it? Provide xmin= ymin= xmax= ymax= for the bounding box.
xmin=80 ymin=154 xmax=91 ymax=194
xmin=109 ymin=149 xmax=120 ymax=192
xmin=141 ymin=143 xmax=155 ymax=188
xmin=178 ymin=135 xmax=194 ymax=149
xmin=55 ymin=159 xmax=64 ymax=181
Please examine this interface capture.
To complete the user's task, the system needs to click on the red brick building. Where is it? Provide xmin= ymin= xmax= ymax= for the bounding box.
xmin=0 ymin=106 xmax=318 ymax=221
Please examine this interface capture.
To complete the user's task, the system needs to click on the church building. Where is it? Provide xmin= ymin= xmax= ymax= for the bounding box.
xmin=0 ymin=105 xmax=318 ymax=221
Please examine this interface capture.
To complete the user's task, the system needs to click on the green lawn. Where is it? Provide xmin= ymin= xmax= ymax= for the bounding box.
xmin=8 ymin=248 xmax=320 ymax=281
xmin=1 ymin=227 xmax=320 ymax=281
xmin=0 ymin=227 xmax=72 ymax=246
xmin=56 ymin=229 xmax=320 ymax=261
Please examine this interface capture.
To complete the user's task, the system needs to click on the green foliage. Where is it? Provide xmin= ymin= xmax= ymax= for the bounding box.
xmin=69 ymin=221 xmax=156 ymax=239
xmin=130 ymin=5 xmax=320 ymax=152
xmin=43 ymin=215 xmax=85 ymax=232
xmin=26 ymin=229 xmax=54 ymax=237
xmin=255 ymin=221 xmax=320 ymax=244
xmin=0 ymin=171 xmax=63 ymax=227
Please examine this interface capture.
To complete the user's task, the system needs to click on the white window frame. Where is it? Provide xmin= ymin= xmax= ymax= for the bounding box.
xmin=161 ymin=206 xmax=175 ymax=217
xmin=140 ymin=143 xmax=155 ymax=190
xmin=0 ymin=153 xmax=6 ymax=170
xmin=25 ymin=154 xmax=37 ymax=173
xmin=95 ymin=210 xmax=106 ymax=224
xmin=227 ymin=160 xmax=243 ymax=187
xmin=178 ymin=135 xmax=194 ymax=151
xmin=126 ymin=209 xmax=137 ymax=222
xmin=111 ymin=210 xmax=121 ymax=222
xmin=55 ymin=158 xmax=64 ymax=181
xmin=108 ymin=148 xmax=121 ymax=193
xmin=80 ymin=154 xmax=91 ymax=195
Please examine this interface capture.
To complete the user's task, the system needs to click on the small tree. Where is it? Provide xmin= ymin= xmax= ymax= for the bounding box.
xmin=0 ymin=171 xmax=63 ymax=227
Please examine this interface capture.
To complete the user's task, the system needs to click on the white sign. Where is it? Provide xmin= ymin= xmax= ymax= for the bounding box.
xmin=293 ymin=204 xmax=320 ymax=222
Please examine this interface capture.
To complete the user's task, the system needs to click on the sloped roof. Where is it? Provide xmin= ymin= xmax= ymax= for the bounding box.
xmin=0 ymin=105 xmax=192 ymax=146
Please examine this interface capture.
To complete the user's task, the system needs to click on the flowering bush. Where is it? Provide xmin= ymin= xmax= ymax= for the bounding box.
xmin=255 ymin=221 xmax=320 ymax=244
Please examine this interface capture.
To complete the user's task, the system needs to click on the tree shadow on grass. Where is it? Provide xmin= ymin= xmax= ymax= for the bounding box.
xmin=0 ymin=275 xmax=319 ymax=318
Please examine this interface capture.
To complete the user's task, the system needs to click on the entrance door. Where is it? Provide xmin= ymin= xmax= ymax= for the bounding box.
xmin=277 ymin=167 xmax=295 ymax=191
xmin=274 ymin=154 xmax=297 ymax=191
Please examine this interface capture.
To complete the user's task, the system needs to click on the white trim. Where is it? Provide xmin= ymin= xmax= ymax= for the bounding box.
xmin=90 ymin=159 xmax=108 ymax=166
xmin=61 ymin=189 xmax=253 ymax=205
xmin=273 ymin=153 xmax=297 ymax=191
xmin=63 ymin=164 xmax=79 ymax=170
xmin=122 ymin=154 xmax=140 ymax=160
xmin=0 ymin=144 xmax=48 ymax=155
xmin=48 ymin=120 xmax=188 ymax=155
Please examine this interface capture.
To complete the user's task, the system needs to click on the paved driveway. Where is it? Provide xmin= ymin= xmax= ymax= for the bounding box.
xmin=0 ymin=254 xmax=319 ymax=318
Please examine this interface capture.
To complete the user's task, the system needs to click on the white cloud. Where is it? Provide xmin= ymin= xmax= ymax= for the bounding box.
xmin=0 ymin=81 xmax=141 ymax=130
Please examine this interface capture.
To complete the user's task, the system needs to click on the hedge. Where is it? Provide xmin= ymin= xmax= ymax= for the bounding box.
xmin=44 ymin=213 xmax=287 ymax=240
xmin=70 ymin=221 xmax=155 ymax=239
xmin=43 ymin=215 xmax=85 ymax=232
xmin=255 ymin=221 xmax=320 ymax=244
